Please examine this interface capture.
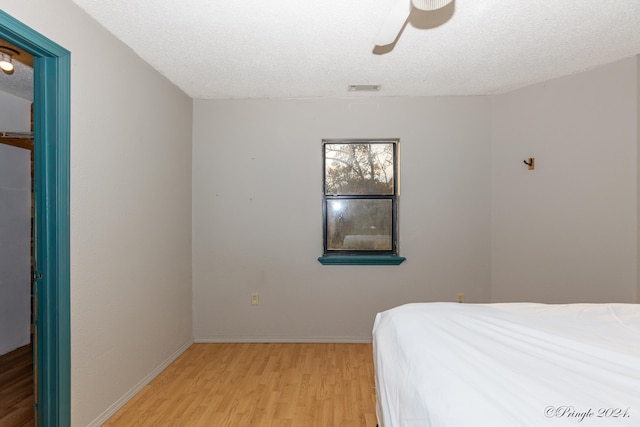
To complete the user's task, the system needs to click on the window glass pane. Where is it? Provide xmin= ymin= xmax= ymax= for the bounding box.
xmin=325 ymin=143 xmax=394 ymax=195
xmin=326 ymin=199 xmax=392 ymax=251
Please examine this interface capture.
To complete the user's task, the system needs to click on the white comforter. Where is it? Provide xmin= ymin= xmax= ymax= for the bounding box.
xmin=373 ymin=302 xmax=640 ymax=427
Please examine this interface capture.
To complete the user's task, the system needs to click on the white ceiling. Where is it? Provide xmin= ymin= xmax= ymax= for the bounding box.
xmin=68 ymin=0 xmax=640 ymax=99
xmin=24 ymin=1 xmax=640 ymax=99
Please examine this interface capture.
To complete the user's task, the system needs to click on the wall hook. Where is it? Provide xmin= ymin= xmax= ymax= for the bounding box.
xmin=523 ymin=157 xmax=535 ymax=170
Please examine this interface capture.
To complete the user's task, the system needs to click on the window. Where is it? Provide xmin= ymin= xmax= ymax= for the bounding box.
xmin=319 ymin=139 xmax=405 ymax=265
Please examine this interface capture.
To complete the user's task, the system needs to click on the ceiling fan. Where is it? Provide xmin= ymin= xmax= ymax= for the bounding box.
xmin=375 ymin=0 xmax=454 ymax=46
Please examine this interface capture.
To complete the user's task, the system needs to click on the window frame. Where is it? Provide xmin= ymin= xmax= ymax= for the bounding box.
xmin=319 ymin=139 xmax=405 ymax=265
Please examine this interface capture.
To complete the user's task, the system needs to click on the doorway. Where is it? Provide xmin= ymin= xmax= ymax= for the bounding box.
xmin=0 ymin=10 xmax=70 ymax=427
xmin=0 ymin=42 xmax=34 ymax=426
xmin=0 ymin=134 xmax=34 ymax=426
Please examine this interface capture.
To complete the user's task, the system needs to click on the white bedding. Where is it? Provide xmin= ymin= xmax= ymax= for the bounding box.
xmin=373 ymin=303 xmax=640 ymax=427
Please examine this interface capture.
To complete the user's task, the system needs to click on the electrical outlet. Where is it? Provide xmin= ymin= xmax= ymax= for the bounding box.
xmin=456 ymin=293 xmax=464 ymax=303
xmin=251 ymin=293 xmax=259 ymax=305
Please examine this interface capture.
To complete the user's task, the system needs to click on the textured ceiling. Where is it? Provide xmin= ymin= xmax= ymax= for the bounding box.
xmin=0 ymin=41 xmax=33 ymax=101
xmin=27 ymin=1 xmax=640 ymax=99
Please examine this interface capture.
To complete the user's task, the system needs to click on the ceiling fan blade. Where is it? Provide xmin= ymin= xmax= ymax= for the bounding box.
xmin=374 ymin=1 xmax=412 ymax=47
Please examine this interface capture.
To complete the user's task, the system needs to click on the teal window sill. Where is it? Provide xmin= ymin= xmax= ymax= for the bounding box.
xmin=317 ymin=255 xmax=406 ymax=266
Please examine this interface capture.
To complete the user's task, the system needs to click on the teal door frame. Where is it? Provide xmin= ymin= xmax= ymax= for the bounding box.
xmin=0 ymin=10 xmax=70 ymax=426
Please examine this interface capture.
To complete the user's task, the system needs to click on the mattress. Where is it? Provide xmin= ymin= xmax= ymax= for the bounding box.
xmin=372 ymin=302 xmax=640 ymax=427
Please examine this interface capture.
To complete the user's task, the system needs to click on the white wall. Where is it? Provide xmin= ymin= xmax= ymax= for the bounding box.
xmin=637 ymin=55 xmax=640 ymax=304
xmin=193 ymin=58 xmax=639 ymax=343
xmin=0 ymin=143 xmax=31 ymax=355
xmin=2 ymin=2 xmax=194 ymax=426
xmin=492 ymin=57 xmax=638 ymax=303
xmin=0 ymin=89 xmax=31 ymax=356
xmin=0 ymin=90 xmax=30 ymax=132
xmin=193 ymin=96 xmax=493 ymax=341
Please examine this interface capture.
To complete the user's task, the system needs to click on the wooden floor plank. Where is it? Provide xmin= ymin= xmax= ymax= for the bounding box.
xmin=0 ymin=344 xmax=34 ymax=427
xmin=104 ymin=343 xmax=377 ymax=427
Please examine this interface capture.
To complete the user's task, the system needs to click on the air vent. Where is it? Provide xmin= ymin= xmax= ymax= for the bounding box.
xmin=348 ymin=84 xmax=381 ymax=92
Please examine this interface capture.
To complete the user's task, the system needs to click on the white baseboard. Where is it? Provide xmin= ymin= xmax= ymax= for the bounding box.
xmin=194 ymin=336 xmax=372 ymax=344
xmin=87 ymin=338 xmax=194 ymax=427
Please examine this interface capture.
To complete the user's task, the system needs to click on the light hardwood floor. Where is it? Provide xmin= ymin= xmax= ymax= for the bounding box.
xmin=104 ymin=343 xmax=378 ymax=427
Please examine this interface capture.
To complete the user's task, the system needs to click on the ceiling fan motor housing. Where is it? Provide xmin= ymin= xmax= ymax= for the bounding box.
xmin=411 ymin=0 xmax=454 ymax=11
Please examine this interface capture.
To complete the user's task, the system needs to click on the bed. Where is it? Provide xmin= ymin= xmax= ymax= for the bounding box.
xmin=372 ymin=302 xmax=640 ymax=427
